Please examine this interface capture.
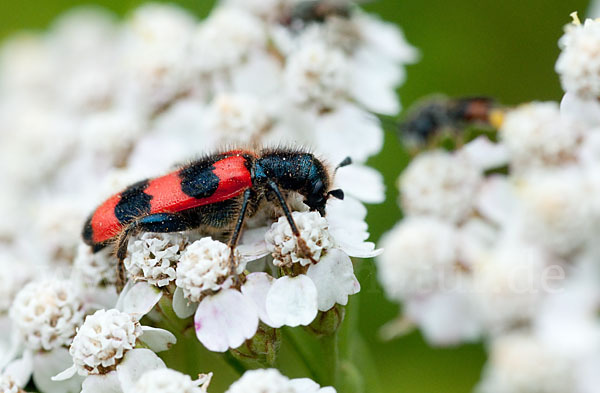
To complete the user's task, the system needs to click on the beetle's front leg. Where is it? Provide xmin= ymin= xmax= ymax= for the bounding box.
xmin=267 ymin=181 xmax=317 ymax=263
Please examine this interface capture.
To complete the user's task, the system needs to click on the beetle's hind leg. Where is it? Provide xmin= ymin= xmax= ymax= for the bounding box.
xmin=114 ymin=213 xmax=193 ymax=292
xmin=227 ymin=189 xmax=252 ymax=277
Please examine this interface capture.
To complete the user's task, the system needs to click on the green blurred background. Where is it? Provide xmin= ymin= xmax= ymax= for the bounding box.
xmin=0 ymin=0 xmax=590 ymax=391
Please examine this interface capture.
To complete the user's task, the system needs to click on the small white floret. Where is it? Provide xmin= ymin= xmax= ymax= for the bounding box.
xmin=399 ymin=150 xmax=482 ymax=223
xmin=556 ymin=17 xmax=600 ymax=99
xmin=69 ymin=309 xmax=142 ymax=375
xmin=125 ymin=232 xmax=189 ymax=287
xmin=241 ymin=272 xmax=280 ymax=328
xmin=194 ymin=289 xmax=259 ymax=352
xmin=306 ymin=249 xmax=360 ymax=311
xmin=284 ymin=40 xmax=350 ymax=109
xmin=376 ymin=217 xmax=458 ymax=301
xmin=265 ymin=275 xmax=318 ymax=327
xmin=191 ymin=7 xmax=266 ymax=73
xmin=175 ymin=237 xmax=240 ymax=303
xmin=500 ymin=102 xmax=583 ymax=172
xmin=204 ymin=93 xmax=272 ymax=144
xmin=471 ymin=243 xmax=549 ymax=333
xmin=73 ymin=243 xmax=117 ymax=287
xmin=477 ymin=333 xmax=575 ymax=393
xmin=226 ymin=368 xmax=336 ymax=393
xmin=313 ymin=104 xmax=383 ymax=164
xmin=265 ymin=211 xmax=334 ymax=267
xmin=0 ymin=373 xmax=22 ymax=393
xmin=10 ymin=279 xmax=84 ymax=352
xmin=0 ymin=249 xmax=34 ymax=313
xmin=131 ymin=368 xmax=212 ymax=393
xmin=121 ymin=3 xmax=197 ymax=110
xmin=516 ymin=168 xmax=595 ymax=256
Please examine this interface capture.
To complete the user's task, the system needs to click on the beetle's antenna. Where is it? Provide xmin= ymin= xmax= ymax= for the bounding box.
xmin=327 ymin=189 xmax=344 ymax=200
xmin=335 ymin=156 xmax=352 ymax=172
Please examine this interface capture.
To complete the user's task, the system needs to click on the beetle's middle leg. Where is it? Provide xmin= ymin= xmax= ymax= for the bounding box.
xmin=114 ymin=212 xmax=192 ymax=291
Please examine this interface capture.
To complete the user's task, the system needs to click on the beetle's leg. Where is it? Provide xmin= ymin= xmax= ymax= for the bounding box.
xmin=227 ymin=189 xmax=252 ymax=276
xmin=114 ymin=213 xmax=192 ymax=292
xmin=267 ymin=180 xmax=317 ymax=263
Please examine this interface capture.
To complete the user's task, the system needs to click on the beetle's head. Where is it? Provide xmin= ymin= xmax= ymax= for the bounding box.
xmin=255 ymin=151 xmax=351 ymax=216
xmin=304 ymin=156 xmax=351 ymax=216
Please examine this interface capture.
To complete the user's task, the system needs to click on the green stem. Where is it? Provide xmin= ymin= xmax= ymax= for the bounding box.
xmin=281 ymin=327 xmax=320 ymax=380
xmin=156 ymin=295 xmax=188 ymax=333
xmin=223 ymin=351 xmax=248 ymax=375
xmin=318 ymin=330 xmax=339 ymax=388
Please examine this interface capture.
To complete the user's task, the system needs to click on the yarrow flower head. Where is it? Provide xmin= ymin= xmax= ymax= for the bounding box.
xmin=257 ymin=207 xmax=378 ymax=327
xmin=399 ymin=149 xmax=483 ymax=223
xmin=515 ymin=168 xmax=595 ymax=256
xmin=284 ymin=40 xmax=350 ymax=110
xmin=131 ymin=368 xmax=212 ymax=393
xmin=125 ymin=232 xmax=189 ymax=287
xmin=6 ymin=278 xmax=86 ymax=393
xmin=471 ymin=242 xmax=549 ymax=334
xmin=72 ymin=243 xmax=117 ymax=288
xmin=477 ymin=333 xmax=575 ymax=393
xmin=69 ymin=309 xmax=140 ymax=375
xmin=10 ymin=279 xmax=84 ymax=352
xmin=191 ymin=6 xmax=267 ymax=74
xmin=0 ymin=373 xmax=24 ymax=393
xmin=225 ymin=368 xmax=335 ymax=393
xmin=266 ymin=211 xmax=334 ymax=267
xmin=499 ymin=102 xmax=583 ymax=172
xmin=0 ymin=249 xmax=34 ymax=315
xmin=377 ymin=216 xmax=458 ymax=300
xmin=556 ymin=14 xmax=600 ymax=99
xmin=52 ymin=283 xmax=175 ymax=393
xmin=170 ymin=237 xmax=260 ymax=353
xmin=175 ymin=237 xmax=241 ymax=303
xmin=204 ymin=93 xmax=273 ymax=144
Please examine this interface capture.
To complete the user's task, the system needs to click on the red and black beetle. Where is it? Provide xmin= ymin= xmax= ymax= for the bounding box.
xmin=83 ymin=148 xmax=349 ymax=289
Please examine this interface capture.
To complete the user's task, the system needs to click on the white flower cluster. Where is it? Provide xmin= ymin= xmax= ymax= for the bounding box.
xmin=226 ymin=368 xmax=335 ymax=393
xmin=0 ymin=0 xmax=414 ymax=391
xmin=0 ymin=0 xmax=413 ymax=285
xmin=129 ymin=366 xmax=333 ymax=393
xmin=10 ymin=279 xmax=84 ymax=351
xmin=161 ymin=202 xmax=379 ymax=352
xmin=69 ymin=309 xmax=142 ymax=375
xmin=377 ymin=14 xmax=600 ymax=392
xmin=0 ymin=374 xmax=22 ymax=393
xmin=125 ymin=232 xmax=189 ymax=287
xmin=131 ymin=368 xmax=212 ymax=393
xmin=556 ymin=13 xmax=600 ymax=100
xmin=52 ymin=288 xmax=176 ymax=393
xmin=175 ymin=237 xmax=237 ymax=302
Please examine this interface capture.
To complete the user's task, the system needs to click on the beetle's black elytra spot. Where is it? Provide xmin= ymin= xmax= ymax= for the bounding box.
xmin=179 ymin=162 xmax=220 ymax=199
xmin=115 ymin=179 xmax=152 ymax=224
